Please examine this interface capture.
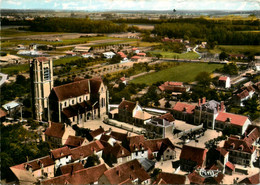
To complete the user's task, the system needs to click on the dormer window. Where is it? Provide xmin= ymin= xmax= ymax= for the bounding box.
xmin=230 ymin=143 xmax=235 ymax=149
xmin=238 ymin=145 xmax=244 ymax=151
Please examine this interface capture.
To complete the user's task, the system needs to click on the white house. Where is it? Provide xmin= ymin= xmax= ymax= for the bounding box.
xmin=103 ymin=52 xmax=116 ymax=59
xmin=219 ymin=76 xmax=231 ymax=88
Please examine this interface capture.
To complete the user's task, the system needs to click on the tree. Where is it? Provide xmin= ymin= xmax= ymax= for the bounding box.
xmin=195 ymin=72 xmax=212 ymax=87
xmin=84 ymin=154 xmax=100 ymax=168
xmin=155 ymin=54 xmax=163 ymax=60
xmin=219 ymin=51 xmax=229 ymax=61
xmin=164 ymin=101 xmax=171 ymax=108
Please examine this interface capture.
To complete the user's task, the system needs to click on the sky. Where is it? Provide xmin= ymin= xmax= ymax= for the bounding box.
xmin=1 ymin=0 xmax=260 ymax=11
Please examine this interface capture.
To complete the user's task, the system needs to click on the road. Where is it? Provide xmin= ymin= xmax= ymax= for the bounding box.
xmin=0 ymin=73 xmax=8 ymax=87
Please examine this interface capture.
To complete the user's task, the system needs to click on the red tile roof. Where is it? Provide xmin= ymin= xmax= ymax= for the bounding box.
xmin=51 ymin=146 xmax=71 ymax=159
xmin=127 ymin=135 xmax=146 ymax=152
xmin=223 ymin=137 xmax=255 ymax=154
xmin=90 ymin=127 xmax=105 ymax=138
xmin=120 ymin=77 xmax=126 ymax=81
xmin=118 ymin=100 xmax=136 ymax=112
xmin=216 ymin=147 xmax=228 ymax=156
xmin=0 ymin=109 xmax=7 ymax=118
xmin=110 ymin=131 xmax=127 ymax=142
xmin=239 ymin=172 xmax=260 ymax=184
xmin=188 ymin=171 xmax=205 ymax=184
xmin=45 ymin=122 xmax=65 ymax=139
xmin=159 ymin=113 xmax=175 ymax=122
xmin=118 ymin=52 xmax=127 ymax=58
xmin=244 ymin=126 xmax=260 ymax=145
xmin=131 ymin=56 xmax=140 ymax=59
xmin=52 ymin=79 xmax=90 ymax=101
xmin=39 ymin=156 xmax=55 ymax=167
xmin=173 ymin=102 xmax=196 ymax=114
xmin=89 ymin=78 xmax=103 ymax=94
xmin=59 ymin=162 xmax=84 ymax=175
xmin=132 ymin=48 xmax=138 ymax=50
xmin=42 ymin=164 xmax=107 ymax=184
xmin=209 ymin=165 xmax=224 ymax=184
xmin=102 ymin=159 xmax=150 ymax=184
xmin=137 ymin=53 xmax=146 ymax=56
xmin=180 ymin=145 xmax=207 ymax=167
xmin=219 ymin=76 xmax=228 ymax=81
xmin=35 ymin=57 xmax=48 ymax=62
xmin=65 ymin=136 xmax=87 ymax=147
xmin=216 ymin=112 xmax=248 ymax=126
xmin=103 ymin=143 xmax=131 ymax=158
xmin=70 ymin=140 xmax=104 ymax=161
xmin=225 ymin=161 xmax=235 ymax=171
xmin=237 ymin=89 xmax=249 ymax=99
xmin=153 ymin=172 xmax=186 ymax=184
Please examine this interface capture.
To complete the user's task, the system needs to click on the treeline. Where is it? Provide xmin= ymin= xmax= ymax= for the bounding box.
xmin=114 ymin=17 xmax=260 ymax=27
xmin=28 ymin=17 xmax=127 ymax=33
xmin=153 ymin=23 xmax=260 ymax=45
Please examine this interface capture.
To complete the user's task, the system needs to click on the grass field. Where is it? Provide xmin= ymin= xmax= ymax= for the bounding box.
xmin=150 ymin=50 xmax=200 ymax=60
xmin=131 ymin=63 xmax=223 ymax=85
xmin=1 ymin=64 xmax=29 ymax=75
xmin=0 ymin=28 xmax=64 ymax=37
xmin=217 ymin=45 xmax=260 ymax=54
xmin=130 ymin=41 xmax=161 ymax=47
xmin=53 ymin=56 xmax=81 ymax=66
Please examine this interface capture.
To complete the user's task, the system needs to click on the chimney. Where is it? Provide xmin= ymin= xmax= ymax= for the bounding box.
xmin=220 ymin=101 xmax=225 ymax=111
xmin=202 ymin=97 xmax=206 ymax=104
xmin=136 ymin=101 xmax=139 ymax=105
xmin=198 ymin=99 xmax=201 ymax=106
xmin=122 ymin=97 xmax=125 ymax=102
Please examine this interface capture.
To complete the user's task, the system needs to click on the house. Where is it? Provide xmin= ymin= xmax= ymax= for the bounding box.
xmin=17 ymin=44 xmax=26 ymax=50
xmin=50 ymin=146 xmax=72 ymax=169
xmin=100 ymin=134 xmax=117 ymax=146
xmin=124 ymin=135 xmax=148 ymax=159
xmin=153 ymin=172 xmax=189 ymax=184
xmin=45 ymin=122 xmax=75 ymax=147
xmin=64 ymin=135 xmax=89 ymax=148
xmin=118 ymin=52 xmax=129 ymax=63
xmin=138 ymin=158 xmax=155 ymax=172
xmin=179 ymin=145 xmax=208 ymax=172
xmin=118 ymin=99 xmax=152 ymax=127
xmin=194 ymin=98 xmax=224 ymax=127
xmin=109 ymin=131 xmax=128 ymax=143
xmin=74 ymin=46 xmax=91 ymax=53
xmin=42 ymin=164 xmax=107 ymax=184
xmin=66 ymin=52 xmax=77 ymax=57
xmin=229 ymin=54 xmax=245 ymax=60
xmin=223 ymin=126 xmax=260 ymax=167
xmin=238 ymin=172 xmax=260 ymax=184
xmin=159 ymin=81 xmax=190 ymax=93
xmin=145 ymin=113 xmax=175 ymax=138
xmin=56 ymin=162 xmax=84 ymax=176
xmin=98 ymin=159 xmax=150 ymax=184
xmin=81 ymin=52 xmax=93 ymax=58
xmin=218 ymin=76 xmax=231 ymax=88
xmin=103 ymin=51 xmax=116 ymax=59
xmin=119 ymin=76 xmax=127 ymax=85
xmin=132 ymin=48 xmax=139 ymax=54
xmin=0 ymin=108 xmax=7 ymax=122
xmin=102 ymin=143 xmax=131 ymax=165
xmin=90 ymin=127 xmax=105 ymax=140
xmin=49 ymin=77 xmax=108 ymax=125
xmin=234 ymin=86 xmax=255 ymax=106
xmin=131 ymin=55 xmax=141 ymax=62
xmin=144 ymin=138 xmax=176 ymax=161
xmin=70 ymin=140 xmax=104 ymax=164
xmin=8 ymin=155 xmax=55 ymax=183
xmin=137 ymin=52 xmax=146 ymax=57
xmin=172 ymin=102 xmax=196 ymax=124
xmin=215 ymin=112 xmax=251 ymax=135
xmin=2 ymin=101 xmax=20 ymax=116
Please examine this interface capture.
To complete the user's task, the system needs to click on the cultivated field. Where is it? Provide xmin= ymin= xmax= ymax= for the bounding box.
xmin=150 ymin=50 xmax=200 ymax=60
xmin=131 ymin=62 xmax=223 ymax=85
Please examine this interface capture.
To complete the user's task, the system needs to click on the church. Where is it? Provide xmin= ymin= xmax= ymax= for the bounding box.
xmin=30 ymin=57 xmax=108 ymax=126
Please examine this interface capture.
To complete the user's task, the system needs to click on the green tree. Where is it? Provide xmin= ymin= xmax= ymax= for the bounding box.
xmin=219 ymin=51 xmax=229 ymax=61
xmin=195 ymin=72 xmax=212 ymax=87
xmin=84 ymin=154 xmax=100 ymax=168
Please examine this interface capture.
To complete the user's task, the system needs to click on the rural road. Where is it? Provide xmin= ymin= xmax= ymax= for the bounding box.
xmin=0 ymin=73 xmax=8 ymax=87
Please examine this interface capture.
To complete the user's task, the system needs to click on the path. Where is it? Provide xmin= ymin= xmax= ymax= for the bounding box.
xmin=0 ymin=73 xmax=8 ymax=86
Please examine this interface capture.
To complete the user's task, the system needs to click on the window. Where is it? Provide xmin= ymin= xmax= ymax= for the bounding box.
xmin=72 ymin=100 xmax=75 ymax=104
xmin=79 ymin=97 xmax=82 ymax=102
xmin=64 ymin=102 xmax=67 ymax=107
xmin=142 ymin=151 xmax=144 ymax=154
xmin=43 ymin=67 xmax=50 ymax=80
xmin=135 ymin=151 xmax=138 ymax=156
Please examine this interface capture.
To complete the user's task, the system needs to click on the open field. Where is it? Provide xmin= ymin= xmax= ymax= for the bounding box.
xmin=130 ymin=41 xmax=161 ymax=47
xmin=150 ymin=50 xmax=200 ymax=60
xmin=0 ymin=28 xmax=64 ymax=37
xmin=1 ymin=64 xmax=29 ymax=75
xmin=53 ymin=56 xmax=81 ymax=66
xmin=131 ymin=63 xmax=223 ymax=85
xmin=217 ymin=45 xmax=260 ymax=54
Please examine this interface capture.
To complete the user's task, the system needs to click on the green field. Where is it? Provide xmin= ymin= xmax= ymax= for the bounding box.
xmin=217 ymin=45 xmax=260 ymax=54
xmin=53 ymin=56 xmax=81 ymax=66
xmin=131 ymin=63 xmax=223 ymax=85
xmin=150 ymin=50 xmax=200 ymax=60
xmin=1 ymin=64 xmax=29 ymax=75
xmin=0 ymin=28 xmax=64 ymax=37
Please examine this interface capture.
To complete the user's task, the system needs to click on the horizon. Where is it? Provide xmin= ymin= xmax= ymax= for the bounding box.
xmin=1 ymin=0 xmax=260 ymax=11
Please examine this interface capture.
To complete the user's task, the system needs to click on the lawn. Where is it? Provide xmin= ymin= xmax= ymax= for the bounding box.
xmin=150 ymin=50 xmax=200 ymax=60
xmin=53 ymin=56 xmax=81 ymax=66
xmin=131 ymin=63 xmax=223 ymax=85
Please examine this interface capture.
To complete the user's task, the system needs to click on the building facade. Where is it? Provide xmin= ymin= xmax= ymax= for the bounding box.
xmin=30 ymin=57 xmax=53 ymax=121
